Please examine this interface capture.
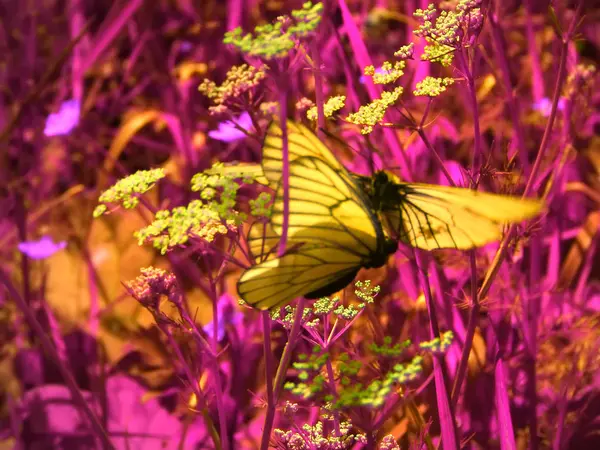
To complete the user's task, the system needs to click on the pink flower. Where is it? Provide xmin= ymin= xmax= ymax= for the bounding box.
xmin=208 ymin=112 xmax=253 ymax=142
xmin=18 ymin=236 xmax=66 ymax=259
xmin=44 ymin=99 xmax=81 ymax=136
xmin=533 ymin=97 xmax=566 ymax=117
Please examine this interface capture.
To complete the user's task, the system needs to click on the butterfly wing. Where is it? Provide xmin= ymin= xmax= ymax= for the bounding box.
xmin=238 ymin=156 xmax=393 ymax=310
xmin=262 ymin=121 xmax=344 ymax=187
xmin=381 ymin=180 xmax=543 ymax=250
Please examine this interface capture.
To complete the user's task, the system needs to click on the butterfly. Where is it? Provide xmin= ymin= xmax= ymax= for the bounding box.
xmin=220 ymin=121 xmax=543 ymax=251
xmin=229 ymin=121 xmax=542 ymax=309
xmin=236 ymin=122 xmax=397 ymax=310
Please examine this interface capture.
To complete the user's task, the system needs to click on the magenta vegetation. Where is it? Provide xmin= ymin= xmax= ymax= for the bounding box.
xmin=0 ymin=1 xmax=598 ymax=450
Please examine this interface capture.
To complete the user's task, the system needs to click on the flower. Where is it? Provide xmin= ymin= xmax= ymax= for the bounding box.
xmin=44 ymin=99 xmax=81 ymax=137
xmin=207 ymin=112 xmax=253 ymax=142
xmin=18 ymin=236 xmax=67 ymax=260
xmin=533 ymin=97 xmax=566 ymax=117
xmin=360 ymin=66 xmax=390 ymax=84
xmin=203 ymin=294 xmax=243 ymax=341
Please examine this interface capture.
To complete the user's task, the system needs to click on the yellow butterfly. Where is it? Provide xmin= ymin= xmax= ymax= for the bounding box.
xmin=236 ymin=123 xmax=397 ymax=310
xmin=233 ymin=121 xmax=543 ymax=309
xmin=225 ymin=121 xmax=543 ymax=251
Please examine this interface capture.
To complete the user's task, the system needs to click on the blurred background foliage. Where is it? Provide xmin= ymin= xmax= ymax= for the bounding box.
xmin=0 ymin=0 xmax=599 ymax=449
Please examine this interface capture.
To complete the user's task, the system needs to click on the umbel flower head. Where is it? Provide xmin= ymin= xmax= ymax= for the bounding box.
xmin=414 ymin=0 xmax=484 ymax=66
xmin=199 ymin=64 xmax=266 ymax=115
xmin=134 ymin=163 xmax=267 ymax=255
xmin=94 ymin=169 xmax=166 ymax=217
xmin=125 ymin=267 xmax=181 ymax=326
xmin=223 ymin=2 xmax=323 ymax=60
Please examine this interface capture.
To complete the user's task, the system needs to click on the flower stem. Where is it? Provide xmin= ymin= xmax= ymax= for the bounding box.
xmin=260 ymin=298 xmax=306 ymax=450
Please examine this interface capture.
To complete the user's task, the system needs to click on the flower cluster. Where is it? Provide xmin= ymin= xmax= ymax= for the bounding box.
xmin=393 ymin=43 xmax=415 ymax=59
xmin=364 ymin=60 xmax=406 ymax=85
xmin=285 ymin=345 xmax=424 ymax=409
xmin=413 ymin=76 xmax=455 ymax=97
xmin=419 ymin=331 xmax=454 ymax=353
xmin=346 ymin=86 xmax=404 ymax=134
xmin=271 ymin=303 xmax=314 ymax=329
xmin=124 ymin=267 xmax=181 ymax=325
xmin=286 ymin=348 xmax=330 ymax=399
xmin=296 ymin=97 xmax=315 ymax=112
xmin=274 ymin=281 xmax=379 ymax=330
xmin=134 ymin=201 xmax=233 ymax=254
xmin=378 ymin=435 xmax=400 ymax=450
xmin=249 ymin=192 xmax=273 ymax=218
xmin=134 ymin=166 xmax=260 ymax=254
xmin=274 ymin=419 xmax=366 ymax=450
xmin=335 ymin=354 xmax=423 ymax=408
xmin=414 ymin=0 xmax=483 ymax=66
xmin=307 ymin=96 xmax=346 ymax=121
xmin=93 ymin=169 xmax=166 ymax=218
xmin=198 ymin=64 xmax=267 ymax=115
xmin=370 ymin=336 xmax=411 ymax=358
xmin=223 ymin=2 xmax=323 ymax=60
xmin=564 ymin=63 xmax=597 ymax=98
xmin=259 ymin=101 xmax=279 ymax=116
